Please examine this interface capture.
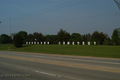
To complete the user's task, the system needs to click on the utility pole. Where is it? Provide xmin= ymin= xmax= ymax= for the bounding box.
xmin=10 ymin=18 xmax=11 ymax=36
xmin=9 ymin=18 xmax=12 ymax=45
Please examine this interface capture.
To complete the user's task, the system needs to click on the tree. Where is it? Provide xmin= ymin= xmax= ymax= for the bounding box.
xmin=18 ymin=31 xmax=27 ymax=39
xmin=57 ymin=29 xmax=70 ymax=42
xmin=25 ymin=32 xmax=44 ymax=43
xmin=112 ymin=29 xmax=119 ymax=45
xmin=99 ymin=32 xmax=108 ymax=45
xmin=90 ymin=31 xmax=99 ymax=42
xmin=25 ymin=34 xmax=34 ymax=42
xmin=0 ymin=34 xmax=11 ymax=44
xmin=70 ymin=33 xmax=81 ymax=42
xmin=82 ymin=33 xmax=91 ymax=43
xmin=13 ymin=34 xmax=23 ymax=48
xmin=33 ymin=32 xmax=44 ymax=41
xmin=90 ymin=31 xmax=108 ymax=45
xmin=116 ymin=28 xmax=120 ymax=37
xmin=45 ymin=35 xmax=57 ymax=44
xmin=18 ymin=31 xmax=27 ymax=44
xmin=103 ymin=38 xmax=114 ymax=45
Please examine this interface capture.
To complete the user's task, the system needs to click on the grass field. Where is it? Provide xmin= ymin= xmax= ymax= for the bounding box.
xmin=0 ymin=44 xmax=120 ymax=58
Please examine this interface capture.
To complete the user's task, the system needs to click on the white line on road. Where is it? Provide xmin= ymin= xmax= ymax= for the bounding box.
xmin=33 ymin=70 xmax=57 ymax=77
xmin=0 ymin=61 xmax=76 ymax=80
xmin=32 ymin=70 xmax=76 ymax=80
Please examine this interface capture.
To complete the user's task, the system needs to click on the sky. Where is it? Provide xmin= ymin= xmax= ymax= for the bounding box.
xmin=0 ymin=0 xmax=120 ymax=37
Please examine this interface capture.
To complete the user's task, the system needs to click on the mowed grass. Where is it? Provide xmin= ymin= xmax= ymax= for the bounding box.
xmin=0 ymin=44 xmax=120 ymax=58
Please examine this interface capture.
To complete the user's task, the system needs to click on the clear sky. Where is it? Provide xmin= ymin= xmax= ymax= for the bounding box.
xmin=0 ymin=0 xmax=120 ymax=37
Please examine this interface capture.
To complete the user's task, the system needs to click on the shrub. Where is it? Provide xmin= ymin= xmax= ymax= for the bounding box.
xmin=103 ymin=40 xmax=114 ymax=45
xmin=13 ymin=34 xmax=23 ymax=48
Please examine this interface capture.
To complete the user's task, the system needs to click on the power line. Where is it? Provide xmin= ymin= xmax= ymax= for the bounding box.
xmin=2 ymin=0 xmax=93 ymax=21
xmin=13 ymin=0 xmax=84 ymax=20
xmin=3 ymin=0 xmax=76 ymax=21
xmin=12 ymin=12 xmax=119 ymax=27
xmin=2 ymin=0 xmax=118 ymax=28
xmin=114 ymin=0 xmax=120 ymax=10
xmin=1 ymin=0 xmax=73 ymax=21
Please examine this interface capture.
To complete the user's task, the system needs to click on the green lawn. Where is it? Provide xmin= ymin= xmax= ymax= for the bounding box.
xmin=0 ymin=44 xmax=120 ymax=58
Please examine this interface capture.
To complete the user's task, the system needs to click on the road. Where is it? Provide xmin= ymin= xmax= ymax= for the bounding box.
xmin=0 ymin=51 xmax=120 ymax=80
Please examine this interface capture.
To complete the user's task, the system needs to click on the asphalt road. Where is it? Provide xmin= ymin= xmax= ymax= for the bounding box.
xmin=0 ymin=51 xmax=120 ymax=80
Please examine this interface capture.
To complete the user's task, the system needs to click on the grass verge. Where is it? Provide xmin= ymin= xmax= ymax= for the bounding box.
xmin=0 ymin=44 xmax=120 ymax=58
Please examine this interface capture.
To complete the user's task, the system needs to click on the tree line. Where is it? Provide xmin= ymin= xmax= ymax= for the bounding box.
xmin=0 ymin=28 xmax=120 ymax=47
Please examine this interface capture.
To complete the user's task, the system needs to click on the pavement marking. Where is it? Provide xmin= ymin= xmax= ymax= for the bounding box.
xmin=1 ymin=51 xmax=120 ymax=65
xmin=0 ymin=55 xmax=120 ymax=73
xmin=32 ymin=70 xmax=76 ymax=80
xmin=0 ymin=61 xmax=76 ymax=80
xmin=33 ymin=55 xmax=120 ymax=65
xmin=3 ymin=51 xmax=120 ymax=65
xmin=1 ymin=53 xmax=120 ymax=65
